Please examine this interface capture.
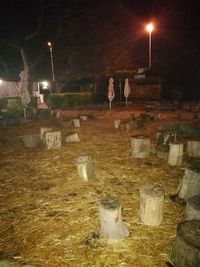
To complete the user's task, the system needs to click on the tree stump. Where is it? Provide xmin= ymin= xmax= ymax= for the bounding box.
xmin=40 ymin=127 xmax=53 ymax=143
xmin=73 ymin=119 xmax=80 ymax=128
xmin=76 ymin=156 xmax=94 ymax=181
xmin=131 ymin=135 xmax=150 ymax=159
xmin=178 ymin=165 xmax=200 ymax=200
xmin=167 ymin=143 xmax=183 ymax=166
xmin=139 ymin=184 xmax=164 ymax=226
xmin=185 ymin=195 xmax=200 ymax=220
xmin=80 ymin=115 xmax=88 ymax=121
xmin=44 ymin=131 xmax=61 ymax=149
xmin=156 ymin=131 xmax=176 ymax=160
xmin=114 ymin=119 xmax=121 ymax=129
xmin=22 ymin=134 xmax=42 ymax=148
xmin=99 ymin=196 xmax=129 ymax=241
xmin=65 ymin=132 xmax=80 ymax=143
xmin=171 ymin=220 xmax=200 ymax=267
xmin=186 ymin=140 xmax=200 ymax=158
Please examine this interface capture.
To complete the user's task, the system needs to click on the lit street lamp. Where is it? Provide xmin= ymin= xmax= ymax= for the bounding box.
xmin=47 ymin=41 xmax=55 ymax=81
xmin=146 ymin=23 xmax=154 ymax=69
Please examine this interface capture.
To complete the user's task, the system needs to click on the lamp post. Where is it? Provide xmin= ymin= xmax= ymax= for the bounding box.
xmin=47 ymin=41 xmax=55 ymax=81
xmin=146 ymin=23 xmax=154 ymax=69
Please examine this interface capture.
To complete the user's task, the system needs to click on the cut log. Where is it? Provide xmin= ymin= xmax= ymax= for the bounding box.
xmin=185 ymin=195 xmax=200 ymax=220
xmin=80 ymin=115 xmax=88 ymax=121
xmin=22 ymin=134 xmax=42 ymax=148
xmin=171 ymin=220 xmax=200 ymax=267
xmin=178 ymin=165 xmax=200 ymax=200
xmin=65 ymin=132 xmax=80 ymax=143
xmin=73 ymin=119 xmax=80 ymax=128
xmin=139 ymin=184 xmax=164 ymax=226
xmin=186 ymin=140 xmax=200 ymax=158
xmin=40 ymin=127 xmax=53 ymax=143
xmin=167 ymin=143 xmax=183 ymax=166
xmin=99 ymin=196 xmax=129 ymax=241
xmin=44 ymin=131 xmax=61 ymax=149
xmin=131 ymin=135 xmax=151 ymax=159
xmin=114 ymin=119 xmax=121 ymax=129
xmin=76 ymin=156 xmax=94 ymax=181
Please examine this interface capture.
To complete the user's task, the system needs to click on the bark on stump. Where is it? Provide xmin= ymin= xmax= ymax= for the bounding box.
xmin=131 ymin=135 xmax=150 ymax=159
xmin=44 ymin=131 xmax=61 ymax=149
xmin=186 ymin=140 xmax=200 ymax=158
xmin=167 ymin=143 xmax=183 ymax=166
xmin=73 ymin=119 xmax=80 ymax=128
xmin=185 ymin=195 xmax=200 ymax=220
xmin=99 ymin=196 xmax=129 ymax=241
xmin=40 ymin=127 xmax=53 ymax=143
xmin=65 ymin=132 xmax=80 ymax=143
xmin=178 ymin=165 xmax=200 ymax=200
xmin=139 ymin=184 xmax=164 ymax=226
xmin=171 ymin=220 xmax=200 ymax=267
xmin=76 ymin=156 xmax=94 ymax=181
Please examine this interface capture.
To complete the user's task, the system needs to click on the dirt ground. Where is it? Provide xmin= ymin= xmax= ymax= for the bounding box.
xmin=0 ymin=105 xmax=198 ymax=267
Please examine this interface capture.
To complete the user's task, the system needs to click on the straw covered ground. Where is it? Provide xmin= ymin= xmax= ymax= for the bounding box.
xmin=0 ymin=105 xmax=193 ymax=267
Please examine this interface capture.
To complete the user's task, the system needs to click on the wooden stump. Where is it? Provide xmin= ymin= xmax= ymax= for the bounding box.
xmin=76 ymin=156 xmax=94 ymax=181
xmin=73 ymin=119 xmax=80 ymax=128
xmin=80 ymin=115 xmax=88 ymax=121
xmin=44 ymin=131 xmax=61 ymax=149
xmin=131 ymin=135 xmax=151 ymax=159
xmin=65 ymin=132 xmax=80 ymax=143
xmin=156 ymin=131 xmax=176 ymax=160
xmin=178 ymin=165 xmax=200 ymax=200
xmin=40 ymin=127 xmax=53 ymax=143
xmin=99 ymin=196 xmax=129 ymax=241
xmin=114 ymin=119 xmax=121 ymax=129
xmin=171 ymin=220 xmax=200 ymax=267
xmin=167 ymin=143 xmax=183 ymax=166
xmin=22 ymin=134 xmax=42 ymax=148
xmin=185 ymin=195 xmax=200 ymax=220
xmin=139 ymin=184 xmax=164 ymax=226
xmin=186 ymin=140 xmax=200 ymax=158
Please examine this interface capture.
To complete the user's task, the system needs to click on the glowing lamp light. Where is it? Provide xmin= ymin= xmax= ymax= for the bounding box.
xmin=0 ymin=79 xmax=2 ymax=85
xmin=41 ymin=81 xmax=48 ymax=89
xmin=47 ymin=42 xmax=52 ymax=47
xmin=146 ymin=23 xmax=154 ymax=33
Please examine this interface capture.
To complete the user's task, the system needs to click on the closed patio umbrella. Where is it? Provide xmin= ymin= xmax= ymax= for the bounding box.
xmin=124 ymin=78 xmax=130 ymax=107
xmin=108 ymin=77 xmax=115 ymax=110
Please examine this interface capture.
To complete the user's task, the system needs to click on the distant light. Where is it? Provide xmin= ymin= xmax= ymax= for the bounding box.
xmin=146 ymin=23 xmax=154 ymax=33
xmin=0 ymin=79 xmax=2 ymax=85
xmin=47 ymin=42 xmax=52 ymax=47
xmin=41 ymin=81 xmax=48 ymax=89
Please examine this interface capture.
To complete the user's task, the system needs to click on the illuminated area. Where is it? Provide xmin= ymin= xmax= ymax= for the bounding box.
xmin=146 ymin=23 xmax=154 ymax=33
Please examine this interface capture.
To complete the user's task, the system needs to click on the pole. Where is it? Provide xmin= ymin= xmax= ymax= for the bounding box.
xmin=149 ymin=30 xmax=152 ymax=69
xmin=49 ymin=46 xmax=55 ymax=81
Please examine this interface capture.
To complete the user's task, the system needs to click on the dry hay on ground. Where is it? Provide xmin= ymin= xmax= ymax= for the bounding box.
xmin=0 ymin=106 xmax=197 ymax=267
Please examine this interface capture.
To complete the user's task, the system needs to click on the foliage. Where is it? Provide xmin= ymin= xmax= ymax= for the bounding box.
xmin=46 ymin=93 xmax=96 ymax=109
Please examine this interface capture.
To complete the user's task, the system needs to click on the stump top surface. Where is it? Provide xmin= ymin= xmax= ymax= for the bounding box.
xmin=100 ymin=196 xmax=121 ymax=210
xmin=188 ymin=195 xmax=200 ymax=210
xmin=140 ymin=184 xmax=164 ymax=197
xmin=131 ymin=135 xmax=149 ymax=140
xmin=76 ymin=156 xmax=91 ymax=164
xmin=177 ymin=220 xmax=200 ymax=249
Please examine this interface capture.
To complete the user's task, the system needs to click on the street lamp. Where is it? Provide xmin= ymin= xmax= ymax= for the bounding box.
xmin=47 ymin=41 xmax=55 ymax=81
xmin=146 ymin=23 xmax=154 ymax=69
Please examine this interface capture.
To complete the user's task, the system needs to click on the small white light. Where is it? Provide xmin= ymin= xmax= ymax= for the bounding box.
xmin=146 ymin=23 xmax=154 ymax=33
xmin=0 ymin=79 xmax=2 ymax=85
xmin=48 ymin=42 xmax=52 ymax=47
xmin=41 ymin=81 xmax=48 ymax=89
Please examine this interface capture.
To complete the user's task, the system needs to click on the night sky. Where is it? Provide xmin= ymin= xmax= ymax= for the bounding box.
xmin=0 ymin=0 xmax=200 ymax=99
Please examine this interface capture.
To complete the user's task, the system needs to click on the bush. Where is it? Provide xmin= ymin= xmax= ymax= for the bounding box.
xmin=46 ymin=93 xmax=96 ymax=109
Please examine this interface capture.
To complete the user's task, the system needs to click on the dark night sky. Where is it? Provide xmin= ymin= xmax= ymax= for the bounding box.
xmin=0 ymin=0 xmax=200 ymax=98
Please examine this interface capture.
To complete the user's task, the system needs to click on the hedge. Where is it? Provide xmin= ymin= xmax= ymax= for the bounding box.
xmin=45 ymin=92 xmax=97 ymax=109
